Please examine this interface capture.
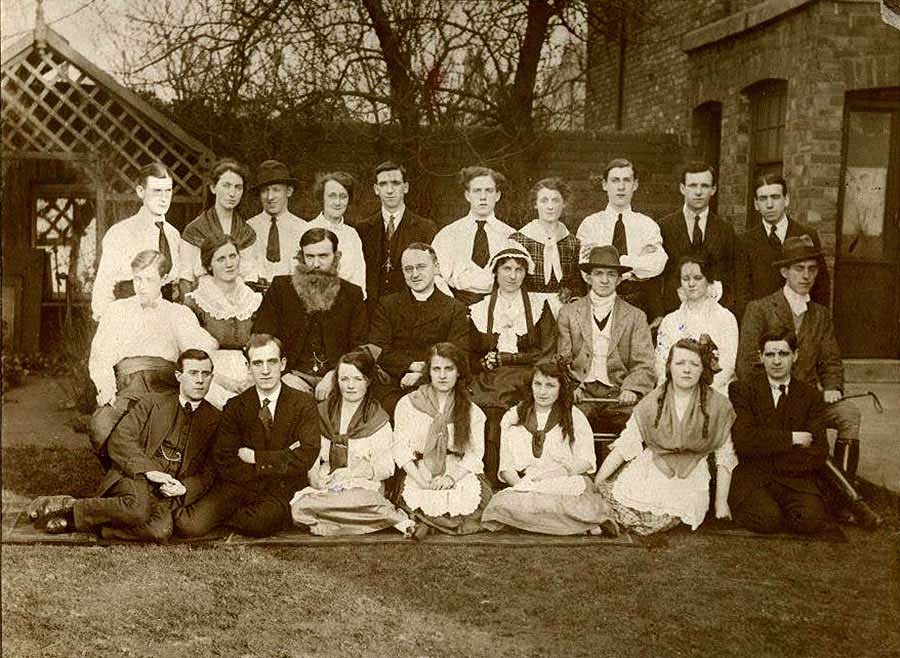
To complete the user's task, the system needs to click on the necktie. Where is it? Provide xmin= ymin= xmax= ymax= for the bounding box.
xmin=155 ymin=221 xmax=172 ymax=275
xmin=183 ymin=402 xmax=194 ymax=415
xmin=472 ymin=219 xmax=490 ymax=268
xmin=612 ymin=213 xmax=628 ymax=256
xmin=266 ymin=214 xmax=280 ymax=263
xmin=386 ymin=214 xmax=396 ymax=242
xmin=692 ymin=214 xmax=703 ymax=248
xmin=767 ymin=224 xmax=782 ymax=251
xmin=775 ymin=384 xmax=787 ymax=412
xmin=259 ymin=398 xmax=273 ymax=433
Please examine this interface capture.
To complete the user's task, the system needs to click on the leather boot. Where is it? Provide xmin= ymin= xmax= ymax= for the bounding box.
xmin=833 ymin=438 xmax=860 ymax=481
xmin=27 ymin=495 xmax=75 ymax=526
xmin=823 ymin=460 xmax=882 ymax=530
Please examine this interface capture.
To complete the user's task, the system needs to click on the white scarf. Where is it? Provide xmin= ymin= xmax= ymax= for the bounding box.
xmin=782 ymin=285 xmax=810 ymax=317
xmin=520 ymin=220 xmax=568 ymax=285
xmin=589 ymin=290 xmax=616 ymax=325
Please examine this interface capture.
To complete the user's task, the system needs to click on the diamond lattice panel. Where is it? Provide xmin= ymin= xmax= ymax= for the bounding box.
xmin=1 ymin=45 xmax=208 ymax=197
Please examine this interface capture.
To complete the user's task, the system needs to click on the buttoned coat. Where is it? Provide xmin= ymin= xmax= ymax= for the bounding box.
xmin=556 ymin=295 xmax=656 ymax=395
xmin=728 ymin=375 xmax=828 ymax=508
xmin=656 ymin=209 xmax=737 ymax=317
xmin=252 ymin=275 xmax=368 ymax=373
xmin=356 ymin=210 xmax=438 ymax=312
xmin=103 ymin=392 xmax=220 ymax=506
xmin=734 ymin=218 xmax=830 ymax=321
xmin=736 ymin=290 xmax=844 ymax=392
xmin=212 ymin=385 xmax=320 ymax=499
xmin=368 ymin=288 xmax=470 ymax=379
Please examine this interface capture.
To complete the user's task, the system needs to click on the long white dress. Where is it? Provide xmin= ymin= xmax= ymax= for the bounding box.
xmin=608 ymin=402 xmax=738 ymax=531
xmin=654 ymin=282 xmax=738 ymax=396
xmin=290 ymin=412 xmax=409 ymax=536
xmin=392 ymin=395 xmax=487 ymax=519
xmin=481 ymin=406 xmax=616 ymax=535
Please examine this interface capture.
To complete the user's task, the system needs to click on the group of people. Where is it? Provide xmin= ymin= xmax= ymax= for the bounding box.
xmin=27 ymin=155 xmax=880 ymax=543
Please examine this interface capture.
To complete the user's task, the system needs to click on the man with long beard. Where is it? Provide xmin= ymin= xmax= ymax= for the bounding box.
xmin=252 ymin=228 xmax=368 ymax=400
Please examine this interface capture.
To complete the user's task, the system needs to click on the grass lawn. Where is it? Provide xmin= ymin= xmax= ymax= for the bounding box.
xmin=3 ymin=446 xmax=900 ymax=658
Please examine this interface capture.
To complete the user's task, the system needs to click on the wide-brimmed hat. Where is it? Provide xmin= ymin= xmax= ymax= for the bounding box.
xmin=489 ymin=241 xmax=535 ymax=275
xmin=252 ymin=160 xmax=298 ymax=191
xmin=772 ymin=235 xmax=822 ymax=267
xmin=578 ymin=245 xmax=632 ymax=274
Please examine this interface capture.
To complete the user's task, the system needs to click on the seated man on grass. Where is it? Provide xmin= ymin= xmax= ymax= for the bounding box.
xmin=29 ymin=350 xmax=221 ymax=542
xmin=557 ymin=245 xmax=656 ymax=436
xmin=176 ymin=334 xmax=320 ymax=538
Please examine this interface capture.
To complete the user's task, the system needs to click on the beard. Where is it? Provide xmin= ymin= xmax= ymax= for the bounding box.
xmin=291 ymin=261 xmax=341 ymax=312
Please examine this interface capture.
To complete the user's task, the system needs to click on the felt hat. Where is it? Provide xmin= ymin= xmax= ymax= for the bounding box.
xmin=488 ymin=241 xmax=536 ymax=275
xmin=252 ymin=160 xmax=298 ymax=191
xmin=772 ymin=235 xmax=822 ymax=267
xmin=578 ymin=245 xmax=632 ymax=274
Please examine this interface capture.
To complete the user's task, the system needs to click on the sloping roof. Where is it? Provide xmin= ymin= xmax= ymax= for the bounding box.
xmin=1 ymin=22 xmax=214 ymax=199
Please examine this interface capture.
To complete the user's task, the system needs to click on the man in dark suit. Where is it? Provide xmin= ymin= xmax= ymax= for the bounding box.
xmin=252 ymin=227 xmax=368 ymax=401
xmin=29 ymin=349 xmax=220 ymax=542
xmin=654 ymin=162 xmax=737 ymax=322
xmin=737 ymin=235 xmax=862 ymax=480
xmin=356 ymin=161 xmax=438 ymax=313
xmin=734 ymin=173 xmax=830 ymax=321
xmin=729 ymin=328 xmax=830 ymax=534
xmin=368 ymin=242 xmax=470 ymax=414
xmin=177 ymin=334 xmax=320 ymax=537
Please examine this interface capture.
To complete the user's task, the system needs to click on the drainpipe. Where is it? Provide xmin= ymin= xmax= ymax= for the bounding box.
xmin=615 ymin=16 xmax=626 ymax=131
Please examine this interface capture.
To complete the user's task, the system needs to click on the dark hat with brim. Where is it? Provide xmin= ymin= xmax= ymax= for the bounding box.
xmin=252 ymin=160 xmax=298 ymax=191
xmin=579 ymin=245 xmax=632 ymax=274
xmin=772 ymin=235 xmax=822 ymax=267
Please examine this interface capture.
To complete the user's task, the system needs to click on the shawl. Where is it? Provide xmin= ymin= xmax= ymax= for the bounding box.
xmin=407 ymin=385 xmax=456 ymax=477
xmin=185 ymin=275 xmax=262 ymax=321
xmin=632 ymin=384 xmax=735 ymax=479
xmin=318 ymin=398 xmax=389 ymax=472
xmin=518 ymin=220 xmax=569 ymax=286
xmin=519 ymin=405 xmax=561 ymax=458
xmin=182 ymin=207 xmax=257 ymax=250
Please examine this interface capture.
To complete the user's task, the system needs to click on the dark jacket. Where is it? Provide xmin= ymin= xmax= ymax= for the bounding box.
xmin=736 ymin=290 xmax=844 ymax=392
xmin=656 ymin=209 xmax=737 ymax=317
xmin=104 ymin=392 xmax=220 ymax=507
xmin=728 ymin=375 xmax=828 ymax=508
xmin=368 ymin=288 xmax=470 ymax=379
xmin=212 ymin=385 xmax=320 ymax=498
xmin=252 ymin=275 xmax=368 ymax=374
xmin=734 ymin=218 xmax=830 ymax=321
xmin=356 ymin=210 xmax=438 ymax=313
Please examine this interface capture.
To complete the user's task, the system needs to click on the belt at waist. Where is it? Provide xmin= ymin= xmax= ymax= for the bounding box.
xmin=114 ymin=356 xmax=176 ymax=379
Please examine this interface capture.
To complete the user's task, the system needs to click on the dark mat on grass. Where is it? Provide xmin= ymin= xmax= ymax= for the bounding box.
xmin=694 ymin=518 xmax=848 ymax=543
xmin=1 ymin=502 xmax=635 ymax=547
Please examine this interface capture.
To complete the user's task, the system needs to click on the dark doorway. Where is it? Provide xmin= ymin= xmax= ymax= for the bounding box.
xmin=692 ymin=101 xmax=722 ymax=215
xmin=833 ymin=88 xmax=900 ymax=358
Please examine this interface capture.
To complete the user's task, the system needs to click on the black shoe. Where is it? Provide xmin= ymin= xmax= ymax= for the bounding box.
xmin=45 ymin=514 xmax=75 ymax=534
xmin=850 ymin=499 xmax=883 ymax=531
xmin=28 ymin=495 xmax=75 ymax=525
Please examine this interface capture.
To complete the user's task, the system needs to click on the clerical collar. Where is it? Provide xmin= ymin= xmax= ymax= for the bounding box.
xmin=410 ymin=286 xmax=435 ymax=301
xmin=179 ymin=395 xmax=200 ymax=412
xmin=382 ymin=206 xmax=405 ymax=225
xmin=604 ymin=204 xmax=632 ymax=215
xmin=682 ymin=205 xmax=709 ymax=222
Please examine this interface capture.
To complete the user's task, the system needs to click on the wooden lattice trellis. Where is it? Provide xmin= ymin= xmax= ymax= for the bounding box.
xmin=1 ymin=27 xmax=213 ymax=200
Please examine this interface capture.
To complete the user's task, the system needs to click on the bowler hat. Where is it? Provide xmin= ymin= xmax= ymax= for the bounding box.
xmin=252 ymin=160 xmax=298 ymax=191
xmin=579 ymin=245 xmax=632 ymax=274
xmin=773 ymin=235 xmax=822 ymax=267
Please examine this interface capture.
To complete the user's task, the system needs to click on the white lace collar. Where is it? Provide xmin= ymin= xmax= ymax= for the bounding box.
xmin=186 ymin=275 xmax=262 ymax=321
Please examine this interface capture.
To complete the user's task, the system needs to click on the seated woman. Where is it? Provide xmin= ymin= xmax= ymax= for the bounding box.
xmin=184 ymin=235 xmax=262 ymax=409
xmin=179 ymin=158 xmax=258 ymax=294
xmin=655 ymin=254 xmax=738 ymax=396
xmin=468 ymin=242 xmax=556 ymax=486
xmin=509 ymin=177 xmax=583 ymax=317
xmin=594 ymin=338 xmax=737 ymax=535
xmin=89 ymin=249 xmax=218 ymax=464
xmin=393 ymin=342 xmax=492 ymax=536
xmin=481 ymin=358 xmax=617 ymax=536
xmin=290 ymin=349 xmax=414 ymax=536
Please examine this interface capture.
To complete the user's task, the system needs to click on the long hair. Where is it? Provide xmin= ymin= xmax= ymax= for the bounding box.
xmin=327 ymin=349 xmax=378 ymax=421
xmin=514 ymin=357 xmax=575 ymax=445
xmin=421 ymin=342 xmax=472 ymax=450
xmin=654 ymin=338 xmax=715 ymax=440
